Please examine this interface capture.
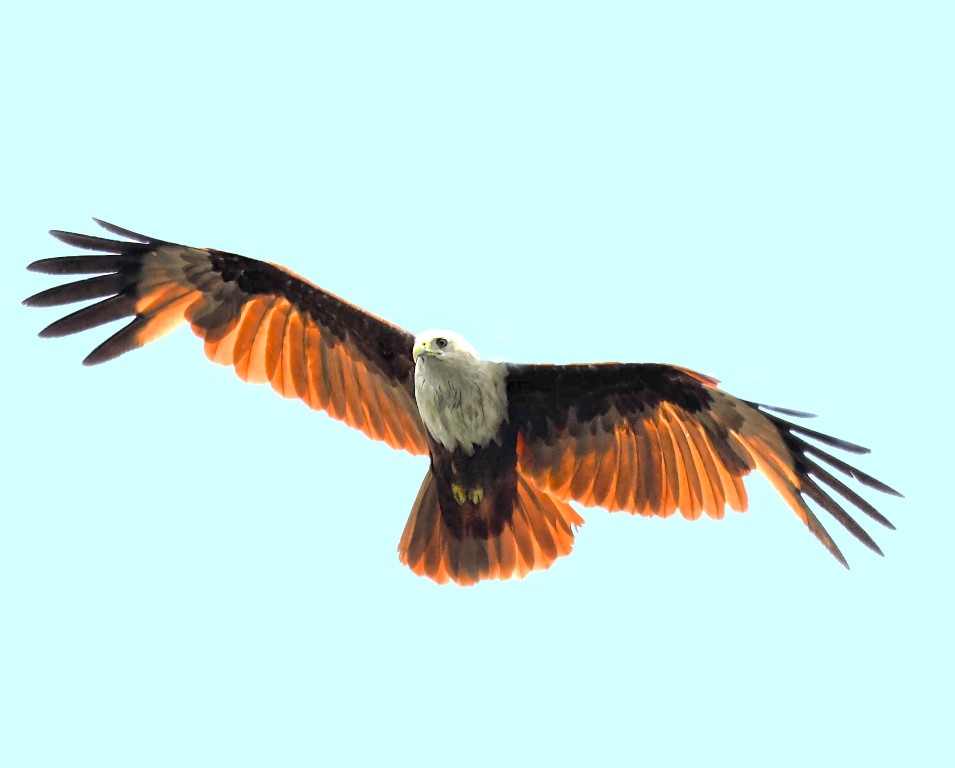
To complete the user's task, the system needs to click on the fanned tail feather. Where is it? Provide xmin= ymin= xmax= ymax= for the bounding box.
xmin=398 ymin=472 xmax=584 ymax=585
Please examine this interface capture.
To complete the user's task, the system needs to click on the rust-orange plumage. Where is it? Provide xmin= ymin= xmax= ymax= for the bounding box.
xmin=25 ymin=220 xmax=901 ymax=585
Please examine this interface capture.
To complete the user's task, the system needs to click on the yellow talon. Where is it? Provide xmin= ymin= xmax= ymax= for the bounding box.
xmin=451 ymin=484 xmax=485 ymax=505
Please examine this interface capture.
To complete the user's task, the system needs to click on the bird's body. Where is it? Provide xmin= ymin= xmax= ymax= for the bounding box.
xmin=25 ymin=220 xmax=901 ymax=585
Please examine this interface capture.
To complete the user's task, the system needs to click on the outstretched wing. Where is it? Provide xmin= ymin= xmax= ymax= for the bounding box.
xmin=25 ymin=220 xmax=429 ymax=455
xmin=506 ymin=363 xmax=900 ymax=566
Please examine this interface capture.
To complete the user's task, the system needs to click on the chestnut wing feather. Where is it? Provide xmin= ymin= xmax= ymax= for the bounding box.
xmin=26 ymin=220 xmax=428 ymax=455
xmin=506 ymin=363 xmax=900 ymax=566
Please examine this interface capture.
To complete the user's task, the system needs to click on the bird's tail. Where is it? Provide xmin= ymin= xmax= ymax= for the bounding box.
xmin=398 ymin=471 xmax=584 ymax=585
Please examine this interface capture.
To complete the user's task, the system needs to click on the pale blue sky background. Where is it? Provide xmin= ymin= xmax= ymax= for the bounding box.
xmin=2 ymin=2 xmax=953 ymax=766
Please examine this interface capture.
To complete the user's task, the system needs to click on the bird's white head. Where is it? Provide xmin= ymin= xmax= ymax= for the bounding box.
xmin=412 ymin=329 xmax=480 ymax=363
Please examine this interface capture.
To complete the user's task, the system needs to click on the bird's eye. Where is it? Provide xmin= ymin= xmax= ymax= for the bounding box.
xmin=435 ymin=337 xmax=448 ymax=349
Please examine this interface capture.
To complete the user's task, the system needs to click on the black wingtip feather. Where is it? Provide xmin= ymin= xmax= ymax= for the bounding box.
xmin=36 ymin=295 xmax=136 ymax=338
xmin=827 ymin=537 xmax=851 ymax=569
xmin=92 ymin=218 xmax=154 ymax=243
xmin=799 ymin=456 xmax=896 ymax=531
xmin=27 ymin=257 xmax=80 ymax=274
xmin=802 ymin=444 xmax=904 ymax=499
xmin=756 ymin=408 xmax=899 ymax=562
xmin=758 ymin=403 xmax=817 ymax=419
xmin=49 ymin=230 xmax=127 ymax=252
xmin=803 ymin=482 xmax=886 ymax=556
xmin=22 ymin=274 xmax=126 ymax=308
xmin=81 ymin=317 xmax=148 ymax=365
xmin=26 ymin=254 xmax=136 ymax=276
xmin=784 ymin=421 xmax=872 ymax=455
xmin=83 ymin=349 xmax=118 ymax=366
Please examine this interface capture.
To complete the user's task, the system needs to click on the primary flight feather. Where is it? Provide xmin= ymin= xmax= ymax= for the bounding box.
xmin=25 ymin=220 xmax=900 ymax=585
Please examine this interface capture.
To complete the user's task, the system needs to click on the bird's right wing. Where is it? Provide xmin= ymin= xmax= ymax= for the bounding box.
xmin=506 ymin=362 xmax=900 ymax=566
xmin=25 ymin=220 xmax=429 ymax=455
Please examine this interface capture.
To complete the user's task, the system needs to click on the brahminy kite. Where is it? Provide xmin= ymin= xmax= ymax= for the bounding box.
xmin=25 ymin=220 xmax=900 ymax=585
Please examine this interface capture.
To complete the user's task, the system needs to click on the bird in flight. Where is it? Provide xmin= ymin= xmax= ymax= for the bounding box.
xmin=25 ymin=220 xmax=900 ymax=585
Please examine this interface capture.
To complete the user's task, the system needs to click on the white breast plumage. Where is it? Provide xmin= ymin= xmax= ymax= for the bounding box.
xmin=414 ymin=357 xmax=508 ymax=454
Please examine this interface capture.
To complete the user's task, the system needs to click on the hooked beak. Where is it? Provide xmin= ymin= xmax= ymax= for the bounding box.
xmin=412 ymin=341 xmax=429 ymax=361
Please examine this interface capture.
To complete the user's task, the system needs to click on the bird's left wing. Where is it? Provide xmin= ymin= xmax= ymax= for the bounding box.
xmin=506 ymin=362 xmax=900 ymax=565
xmin=25 ymin=220 xmax=429 ymax=455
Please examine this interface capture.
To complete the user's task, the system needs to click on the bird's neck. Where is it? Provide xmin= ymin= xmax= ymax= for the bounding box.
xmin=414 ymin=356 xmax=508 ymax=454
